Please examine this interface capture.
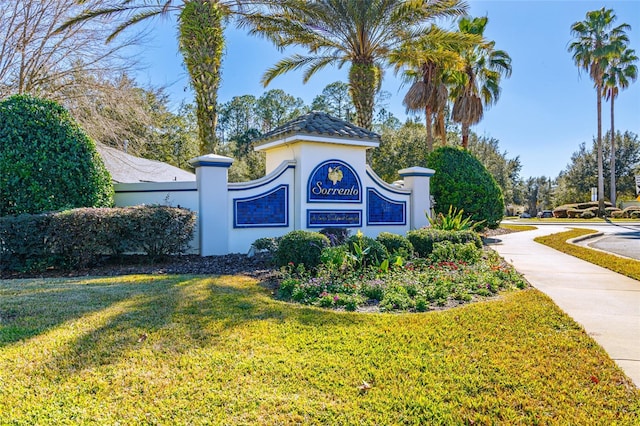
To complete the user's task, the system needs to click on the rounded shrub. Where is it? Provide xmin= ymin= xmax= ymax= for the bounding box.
xmin=376 ymin=232 xmax=414 ymax=257
xmin=580 ymin=210 xmax=595 ymax=219
xmin=406 ymin=228 xmax=482 ymax=258
xmin=275 ymin=230 xmax=330 ymax=269
xmin=429 ymin=241 xmax=481 ymax=264
xmin=427 ymin=146 xmax=504 ymax=229
xmin=0 ymin=94 xmax=113 ymax=215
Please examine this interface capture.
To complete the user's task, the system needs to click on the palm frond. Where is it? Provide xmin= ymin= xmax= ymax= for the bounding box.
xmin=55 ymin=2 xmax=179 ymax=41
xmin=261 ymin=54 xmax=339 ymax=86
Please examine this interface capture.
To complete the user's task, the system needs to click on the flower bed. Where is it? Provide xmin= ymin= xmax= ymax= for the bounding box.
xmin=276 ymin=247 xmax=527 ymax=312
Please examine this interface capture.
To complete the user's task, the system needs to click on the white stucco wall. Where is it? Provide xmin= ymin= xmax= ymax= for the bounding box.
xmin=113 ymin=130 xmax=432 ymax=256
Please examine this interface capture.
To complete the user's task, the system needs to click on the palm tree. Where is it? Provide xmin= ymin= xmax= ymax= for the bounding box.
xmin=450 ymin=16 xmax=511 ymax=150
xmin=391 ymin=26 xmax=478 ymax=151
xmin=240 ymin=0 xmax=468 ymax=131
xmin=603 ymin=46 xmax=638 ymax=206
xmin=58 ymin=0 xmax=253 ymax=155
xmin=569 ymin=7 xmax=630 ymax=214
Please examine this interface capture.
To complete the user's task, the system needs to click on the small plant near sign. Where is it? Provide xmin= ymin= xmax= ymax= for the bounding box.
xmin=428 ymin=206 xmax=484 ymax=231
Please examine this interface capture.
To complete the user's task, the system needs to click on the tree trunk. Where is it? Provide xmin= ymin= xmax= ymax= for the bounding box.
xmin=425 ymin=105 xmax=433 ymax=152
xmin=610 ymin=95 xmax=616 ymax=206
xmin=461 ymin=122 xmax=470 ymax=149
xmin=348 ymin=60 xmax=379 ymax=130
xmin=596 ymin=85 xmax=605 ymax=216
xmin=180 ymin=0 xmax=224 ymax=155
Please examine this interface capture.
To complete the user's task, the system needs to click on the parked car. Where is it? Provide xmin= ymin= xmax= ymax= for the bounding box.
xmin=519 ymin=212 xmax=531 ymax=219
xmin=537 ymin=210 xmax=553 ymax=218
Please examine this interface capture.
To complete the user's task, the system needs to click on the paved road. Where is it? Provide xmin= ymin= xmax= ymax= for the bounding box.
xmin=502 ymin=220 xmax=640 ymax=245
xmin=508 ymin=221 xmax=640 ymax=260
xmin=587 ymin=231 xmax=640 ymax=260
xmin=501 ymin=221 xmax=640 ymax=262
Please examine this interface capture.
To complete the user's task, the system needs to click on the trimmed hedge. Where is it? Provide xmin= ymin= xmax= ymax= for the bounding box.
xmin=0 ymin=94 xmax=113 ymax=215
xmin=406 ymin=228 xmax=482 ymax=258
xmin=376 ymin=232 xmax=414 ymax=257
xmin=0 ymin=206 xmax=195 ymax=272
xmin=429 ymin=241 xmax=482 ymax=264
xmin=0 ymin=213 xmax=54 ymax=272
xmin=553 ymin=202 xmax=615 ymax=218
xmin=275 ymin=230 xmax=330 ymax=269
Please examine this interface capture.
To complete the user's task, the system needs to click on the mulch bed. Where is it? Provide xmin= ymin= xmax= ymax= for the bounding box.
xmin=1 ymin=229 xmax=514 ymax=281
xmin=0 ymin=253 xmax=278 ymax=282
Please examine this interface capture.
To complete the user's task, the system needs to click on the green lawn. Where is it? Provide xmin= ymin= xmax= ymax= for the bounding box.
xmin=499 ymin=224 xmax=538 ymax=232
xmin=0 ymin=275 xmax=638 ymax=425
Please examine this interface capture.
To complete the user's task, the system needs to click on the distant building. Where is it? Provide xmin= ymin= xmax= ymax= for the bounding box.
xmin=96 ymin=143 xmax=195 ymax=184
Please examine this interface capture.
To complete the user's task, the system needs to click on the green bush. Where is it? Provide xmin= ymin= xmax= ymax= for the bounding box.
xmin=380 ymin=286 xmax=414 ymax=312
xmin=580 ymin=210 xmax=596 ymax=219
xmin=427 ymin=146 xmax=504 ymax=229
xmin=47 ymin=208 xmax=115 ymax=268
xmin=0 ymin=94 xmax=113 ymax=215
xmin=251 ymin=237 xmax=281 ymax=254
xmin=320 ymin=245 xmax=351 ymax=271
xmin=0 ymin=206 xmax=195 ymax=271
xmin=429 ymin=241 xmax=482 ymax=264
xmin=127 ymin=205 xmax=196 ymax=258
xmin=406 ymin=228 xmax=482 ymax=258
xmin=345 ymin=233 xmax=388 ymax=266
xmin=361 ymin=279 xmax=386 ymax=301
xmin=376 ymin=232 xmax=414 ymax=257
xmin=275 ymin=230 xmax=330 ymax=269
xmin=567 ymin=209 xmax=583 ymax=218
xmin=0 ymin=213 xmax=54 ymax=272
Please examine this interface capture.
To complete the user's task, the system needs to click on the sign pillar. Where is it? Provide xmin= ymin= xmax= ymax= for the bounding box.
xmin=189 ymin=154 xmax=234 ymax=256
xmin=399 ymin=167 xmax=435 ymax=229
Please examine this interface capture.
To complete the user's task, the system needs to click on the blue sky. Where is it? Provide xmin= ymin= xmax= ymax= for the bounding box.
xmin=134 ymin=0 xmax=640 ymax=180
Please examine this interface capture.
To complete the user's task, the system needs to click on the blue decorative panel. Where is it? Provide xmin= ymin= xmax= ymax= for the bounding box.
xmin=307 ymin=210 xmax=362 ymax=228
xmin=367 ymin=188 xmax=406 ymax=225
xmin=307 ymin=160 xmax=362 ymax=203
xmin=234 ymin=185 xmax=288 ymax=228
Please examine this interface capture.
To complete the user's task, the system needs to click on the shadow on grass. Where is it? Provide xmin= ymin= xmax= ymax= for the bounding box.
xmin=1 ymin=274 xmax=370 ymax=374
xmin=0 ymin=277 xmax=182 ymax=347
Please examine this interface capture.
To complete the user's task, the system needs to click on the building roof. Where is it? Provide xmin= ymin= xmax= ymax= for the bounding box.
xmin=96 ymin=143 xmax=195 ymax=183
xmin=254 ymin=111 xmax=380 ymax=147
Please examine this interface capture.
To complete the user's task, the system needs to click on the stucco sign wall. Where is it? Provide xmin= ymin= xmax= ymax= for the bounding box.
xmin=114 ymin=112 xmax=434 ymax=255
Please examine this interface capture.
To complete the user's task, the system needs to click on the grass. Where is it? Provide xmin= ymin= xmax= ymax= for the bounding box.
xmin=1 ymin=275 xmax=638 ymax=424
xmin=534 ymin=228 xmax=640 ymax=281
xmin=499 ymin=224 xmax=538 ymax=232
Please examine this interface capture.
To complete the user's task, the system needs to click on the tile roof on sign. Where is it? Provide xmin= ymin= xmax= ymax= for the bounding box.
xmin=255 ymin=111 xmax=380 ymax=144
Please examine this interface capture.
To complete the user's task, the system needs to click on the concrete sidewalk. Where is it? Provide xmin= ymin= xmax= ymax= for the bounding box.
xmin=488 ymin=226 xmax=640 ymax=387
